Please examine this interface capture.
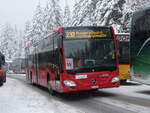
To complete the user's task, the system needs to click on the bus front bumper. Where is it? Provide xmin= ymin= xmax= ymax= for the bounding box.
xmin=61 ymin=79 xmax=120 ymax=93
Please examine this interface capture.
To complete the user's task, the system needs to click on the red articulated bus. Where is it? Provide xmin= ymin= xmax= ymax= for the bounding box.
xmin=25 ymin=26 xmax=120 ymax=95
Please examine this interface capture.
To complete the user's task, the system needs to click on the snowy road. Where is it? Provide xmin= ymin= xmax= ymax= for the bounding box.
xmin=0 ymin=74 xmax=83 ymax=113
xmin=0 ymin=74 xmax=150 ymax=113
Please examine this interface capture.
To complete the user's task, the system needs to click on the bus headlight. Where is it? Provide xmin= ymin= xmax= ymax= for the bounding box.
xmin=64 ymin=80 xmax=76 ymax=87
xmin=112 ymin=76 xmax=120 ymax=83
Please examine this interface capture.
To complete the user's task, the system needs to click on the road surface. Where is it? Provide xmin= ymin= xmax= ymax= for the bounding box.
xmin=0 ymin=74 xmax=150 ymax=113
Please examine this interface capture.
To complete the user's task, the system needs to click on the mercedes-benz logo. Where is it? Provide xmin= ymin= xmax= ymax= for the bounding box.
xmin=92 ymin=79 xmax=97 ymax=83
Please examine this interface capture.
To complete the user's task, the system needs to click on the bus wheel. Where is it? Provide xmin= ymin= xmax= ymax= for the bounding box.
xmin=121 ymin=80 xmax=127 ymax=84
xmin=47 ymin=81 xmax=55 ymax=96
xmin=3 ymin=72 xmax=6 ymax=83
xmin=30 ymin=72 xmax=33 ymax=84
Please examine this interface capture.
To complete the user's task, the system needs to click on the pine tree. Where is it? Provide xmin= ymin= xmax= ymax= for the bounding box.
xmin=24 ymin=21 xmax=33 ymax=57
xmin=121 ymin=0 xmax=150 ymax=32
xmin=63 ymin=0 xmax=71 ymax=27
xmin=0 ymin=24 xmax=20 ymax=60
xmin=71 ymin=0 xmax=98 ymax=26
xmin=42 ymin=1 xmax=53 ymax=36
xmin=127 ymin=0 xmax=150 ymax=12
xmin=24 ymin=21 xmax=33 ymax=43
xmin=71 ymin=0 xmax=80 ymax=26
xmin=50 ymin=0 xmax=62 ymax=28
xmin=15 ymin=30 xmax=24 ymax=58
xmin=94 ymin=0 xmax=126 ymax=32
xmin=43 ymin=0 xmax=62 ymax=35
xmin=32 ymin=1 xmax=44 ymax=42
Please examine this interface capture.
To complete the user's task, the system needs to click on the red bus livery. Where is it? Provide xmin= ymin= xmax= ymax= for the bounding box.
xmin=25 ymin=26 xmax=120 ymax=94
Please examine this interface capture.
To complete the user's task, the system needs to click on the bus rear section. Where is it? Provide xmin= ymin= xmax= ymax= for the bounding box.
xmin=0 ymin=70 xmax=6 ymax=86
xmin=116 ymin=33 xmax=130 ymax=83
xmin=0 ymin=52 xmax=6 ymax=86
xmin=26 ymin=26 xmax=120 ymax=94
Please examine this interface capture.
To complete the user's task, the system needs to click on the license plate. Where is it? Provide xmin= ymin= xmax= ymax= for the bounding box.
xmin=91 ymin=86 xmax=99 ymax=89
xmin=76 ymin=75 xmax=87 ymax=79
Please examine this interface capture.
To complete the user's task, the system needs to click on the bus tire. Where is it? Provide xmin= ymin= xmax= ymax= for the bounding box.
xmin=47 ymin=81 xmax=55 ymax=96
xmin=121 ymin=80 xmax=127 ymax=84
xmin=47 ymin=74 xmax=56 ymax=96
xmin=4 ymin=72 xmax=6 ymax=83
xmin=30 ymin=72 xmax=33 ymax=84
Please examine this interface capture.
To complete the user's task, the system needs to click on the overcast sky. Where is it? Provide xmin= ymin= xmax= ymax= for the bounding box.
xmin=0 ymin=0 xmax=74 ymax=30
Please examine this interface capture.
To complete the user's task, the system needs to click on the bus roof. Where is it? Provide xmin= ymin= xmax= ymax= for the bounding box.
xmin=62 ymin=26 xmax=111 ymax=29
xmin=25 ymin=26 xmax=113 ymax=48
xmin=131 ymin=6 xmax=150 ymax=36
xmin=132 ymin=6 xmax=150 ymax=24
xmin=56 ymin=26 xmax=112 ymax=34
xmin=133 ymin=6 xmax=150 ymax=16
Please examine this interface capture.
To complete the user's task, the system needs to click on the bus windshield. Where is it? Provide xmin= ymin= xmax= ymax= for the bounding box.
xmin=64 ymin=39 xmax=116 ymax=73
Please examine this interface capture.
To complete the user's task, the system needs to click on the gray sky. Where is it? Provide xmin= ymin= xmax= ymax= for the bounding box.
xmin=0 ymin=0 xmax=74 ymax=30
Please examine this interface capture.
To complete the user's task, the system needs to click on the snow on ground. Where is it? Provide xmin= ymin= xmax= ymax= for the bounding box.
xmin=0 ymin=78 xmax=54 ymax=113
xmin=95 ymin=81 xmax=150 ymax=113
xmin=98 ymin=98 xmax=150 ymax=113
xmin=100 ymin=80 xmax=150 ymax=100
xmin=16 ymin=74 xmax=26 ymax=76
xmin=0 ymin=78 xmax=84 ymax=113
xmin=1 ymin=77 xmax=150 ymax=113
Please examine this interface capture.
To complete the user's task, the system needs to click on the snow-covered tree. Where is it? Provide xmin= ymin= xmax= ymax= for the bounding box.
xmin=42 ymin=1 xmax=53 ymax=36
xmin=121 ymin=0 xmax=150 ymax=32
xmin=94 ymin=0 xmax=126 ymax=32
xmin=24 ymin=21 xmax=32 ymax=43
xmin=127 ymin=0 xmax=150 ymax=12
xmin=50 ymin=0 xmax=62 ymax=27
xmin=63 ymin=0 xmax=71 ymax=27
xmin=32 ymin=1 xmax=44 ymax=42
xmin=71 ymin=0 xmax=150 ymax=32
xmin=14 ymin=30 xmax=25 ymax=58
xmin=0 ymin=24 xmax=22 ymax=60
xmin=43 ymin=0 xmax=62 ymax=35
xmin=71 ymin=0 xmax=80 ymax=26
xmin=71 ymin=0 xmax=98 ymax=26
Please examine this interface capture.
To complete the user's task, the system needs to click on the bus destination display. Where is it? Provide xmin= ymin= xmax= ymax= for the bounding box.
xmin=64 ymin=27 xmax=112 ymax=39
xmin=66 ymin=31 xmax=107 ymax=38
